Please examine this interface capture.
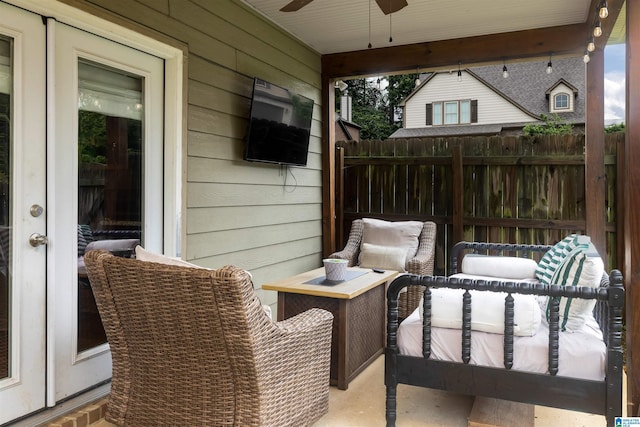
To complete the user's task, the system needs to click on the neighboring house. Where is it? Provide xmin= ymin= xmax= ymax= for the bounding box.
xmin=336 ymin=95 xmax=362 ymax=142
xmin=390 ymin=56 xmax=585 ymax=138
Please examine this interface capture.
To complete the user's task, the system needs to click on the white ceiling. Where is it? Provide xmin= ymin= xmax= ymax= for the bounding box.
xmin=240 ymin=0 xmax=598 ymax=55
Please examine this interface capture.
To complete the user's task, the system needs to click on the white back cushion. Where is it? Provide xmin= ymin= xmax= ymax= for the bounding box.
xmin=461 ymin=254 xmax=538 ymax=279
xmin=360 ymin=218 xmax=423 ymax=264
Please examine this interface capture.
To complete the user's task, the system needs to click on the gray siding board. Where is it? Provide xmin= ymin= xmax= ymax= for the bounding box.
xmin=87 ymin=0 xmax=238 ymax=69
xmin=187 ymin=182 xmax=321 ymax=208
xmin=188 ymin=205 xmax=321 ymax=234
xmin=188 ymin=157 xmax=321 ymax=185
xmin=187 ymin=131 xmax=242 ymax=161
xmin=173 ymin=0 xmax=320 ymax=85
xmin=189 ymin=56 xmax=253 ymax=97
xmin=190 ymin=0 xmax=321 ymax=73
xmin=137 ymin=0 xmax=169 ymax=14
xmin=187 ymin=221 xmax=321 ymax=259
xmin=193 ymin=238 xmax=322 ymax=274
xmin=236 ymin=50 xmax=320 ymax=101
xmin=189 ymin=80 xmax=250 ymax=117
xmin=188 ymin=105 xmax=246 ymax=136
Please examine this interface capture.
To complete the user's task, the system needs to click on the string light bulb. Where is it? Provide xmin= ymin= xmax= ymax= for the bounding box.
xmin=415 ymin=67 xmax=421 ymax=86
xmin=587 ymin=37 xmax=596 ymax=52
xmin=546 ymin=55 xmax=553 ymax=74
xmin=593 ymin=19 xmax=603 ymax=37
xmin=502 ymin=64 xmax=509 ymax=79
xmin=457 ymin=63 xmax=462 ymax=81
xmin=583 ymin=51 xmax=591 ymax=63
xmin=599 ymin=1 xmax=609 ymax=19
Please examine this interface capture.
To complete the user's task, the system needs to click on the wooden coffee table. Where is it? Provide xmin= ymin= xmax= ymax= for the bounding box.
xmin=262 ymin=267 xmax=398 ymax=390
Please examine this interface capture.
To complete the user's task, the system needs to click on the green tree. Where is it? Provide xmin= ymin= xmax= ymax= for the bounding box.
xmin=387 ymin=73 xmax=419 ymax=124
xmin=522 ymin=113 xmax=573 ymax=136
xmin=605 ymin=122 xmax=625 ymax=133
xmin=336 ymin=74 xmax=418 ymax=140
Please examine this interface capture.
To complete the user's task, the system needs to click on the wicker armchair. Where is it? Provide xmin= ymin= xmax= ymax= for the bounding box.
xmin=329 ymin=219 xmax=436 ymax=318
xmin=84 ymin=250 xmax=334 ymax=427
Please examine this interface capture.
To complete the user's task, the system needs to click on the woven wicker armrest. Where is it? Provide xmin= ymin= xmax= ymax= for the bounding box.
xmin=328 ymin=219 xmax=364 ymax=267
xmin=400 ymin=221 xmax=437 ymax=318
xmin=257 ymin=308 xmax=334 ymax=426
xmin=276 ymin=308 xmax=334 ymax=333
xmin=406 ymin=221 xmax=436 ymax=276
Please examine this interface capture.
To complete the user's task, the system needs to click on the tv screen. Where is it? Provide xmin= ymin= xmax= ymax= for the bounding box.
xmin=244 ymin=78 xmax=314 ymax=166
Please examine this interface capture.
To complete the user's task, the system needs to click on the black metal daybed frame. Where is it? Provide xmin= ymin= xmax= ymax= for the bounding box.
xmin=385 ymin=241 xmax=625 ymax=427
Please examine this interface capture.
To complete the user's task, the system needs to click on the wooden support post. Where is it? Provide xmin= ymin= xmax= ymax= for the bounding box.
xmin=585 ymin=49 xmax=606 ymax=263
xmin=626 ymin=0 xmax=640 ymax=416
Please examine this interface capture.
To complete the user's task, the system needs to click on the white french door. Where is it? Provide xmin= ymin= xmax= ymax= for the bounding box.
xmin=0 ymin=1 xmax=169 ymax=422
xmin=51 ymin=21 xmax=164 ymax=401
xmin=0 ymin=3 xmax=47 ymax=423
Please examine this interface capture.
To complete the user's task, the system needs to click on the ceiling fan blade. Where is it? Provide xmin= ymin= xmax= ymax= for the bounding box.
xmin=280 ymin=0 xmax=315 ymax=12
xmin=375 ymin=0 xmax=408 ymax=15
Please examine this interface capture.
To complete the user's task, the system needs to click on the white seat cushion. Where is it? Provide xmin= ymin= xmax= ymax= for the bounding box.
xmin=419 ymin=273 xmax=542 ymax=337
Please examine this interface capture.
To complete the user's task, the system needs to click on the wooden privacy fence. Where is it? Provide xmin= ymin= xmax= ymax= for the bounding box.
xmin=335 ymin=133 xmax=624 ymax=275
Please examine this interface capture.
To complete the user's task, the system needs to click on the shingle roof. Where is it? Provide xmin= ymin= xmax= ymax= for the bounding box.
xmin=470 ymin=56 xmax=585 ymax=122
xmin=390 ymin=124 xmax=504 ymax=138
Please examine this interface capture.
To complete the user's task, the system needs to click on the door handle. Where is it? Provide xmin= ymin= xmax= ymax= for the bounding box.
xmin=29 ymin=233 xmax=49 ymax=247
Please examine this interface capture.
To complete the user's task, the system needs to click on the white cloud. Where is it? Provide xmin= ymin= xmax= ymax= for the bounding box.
xmin=604 ymin=71 xmax=625 ymax=124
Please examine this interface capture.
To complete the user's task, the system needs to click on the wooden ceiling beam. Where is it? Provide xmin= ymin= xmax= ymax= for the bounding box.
xmin=322 ymin=23 xmax=589 ymax=78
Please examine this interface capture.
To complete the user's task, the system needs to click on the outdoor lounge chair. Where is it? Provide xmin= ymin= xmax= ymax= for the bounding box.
xmin=84 ymin=250 xmax=334 ymax=427
xmin=329 ymin=218 xmax=436 ymax=318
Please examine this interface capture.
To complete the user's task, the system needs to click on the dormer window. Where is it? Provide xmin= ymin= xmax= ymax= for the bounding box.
xmin=546 ymin=80 xmax=576 ymax=113
xmin=554 ymin=93 xmax=570 ymax=110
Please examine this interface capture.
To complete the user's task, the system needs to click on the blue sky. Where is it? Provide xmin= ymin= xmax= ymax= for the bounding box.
xmin=604 ymin=43 xmax=626 ymax=124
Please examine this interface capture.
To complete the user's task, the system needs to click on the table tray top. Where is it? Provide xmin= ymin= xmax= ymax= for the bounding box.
xmin=262 ymin=267 xmax=398 ymax=299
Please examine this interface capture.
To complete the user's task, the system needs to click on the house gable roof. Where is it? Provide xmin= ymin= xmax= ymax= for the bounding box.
xmin=545 ymin=78 xmax=580 ymax=96
xmin=470 ymin=56 xmax=585 ymax=122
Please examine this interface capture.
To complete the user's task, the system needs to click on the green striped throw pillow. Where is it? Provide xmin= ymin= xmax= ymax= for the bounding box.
xmin=542 ymin=239 xmax=604 ymax=332
xmin=535 ymin=234 xmax=585 ymax=285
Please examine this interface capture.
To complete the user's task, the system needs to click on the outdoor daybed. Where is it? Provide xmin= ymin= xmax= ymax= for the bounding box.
xmin=385 ymin=238 xmax=624 ymax=427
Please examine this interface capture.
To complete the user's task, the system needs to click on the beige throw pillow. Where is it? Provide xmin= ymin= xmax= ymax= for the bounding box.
xmin=360 ymin=218 xmax=423 ymax=264
xmin=135 ymin=245 xmax=204 ymax=269
xmin=359 ymin=243 xmax=407 ymax=272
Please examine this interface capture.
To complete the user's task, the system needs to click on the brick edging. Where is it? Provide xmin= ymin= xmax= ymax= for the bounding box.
xmin=45 ymin=397 xmax=108 ymax=427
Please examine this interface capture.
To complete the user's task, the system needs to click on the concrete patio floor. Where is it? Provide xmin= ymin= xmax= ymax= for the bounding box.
xmin=313 ymin=355 xmax=607 ymax=426
xmin=88 ymin=354 xmax=609 ymax=427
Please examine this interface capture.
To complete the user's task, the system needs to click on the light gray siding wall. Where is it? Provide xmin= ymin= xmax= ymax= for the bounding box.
xmin=77 ymin=0 xmax=324 ymax=312
xmin=405 ymin=71 xmax=535 ymax=128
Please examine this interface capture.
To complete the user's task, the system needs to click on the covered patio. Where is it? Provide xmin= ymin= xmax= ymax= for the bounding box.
xmin=2 ymin=0 xmax=639 ymax=425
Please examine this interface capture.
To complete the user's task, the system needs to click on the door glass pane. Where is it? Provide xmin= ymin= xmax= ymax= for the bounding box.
xmin=77 ymin=59 xmax=143 ymax=353
xmin=0 ymin=35 xmax=11 ymax=379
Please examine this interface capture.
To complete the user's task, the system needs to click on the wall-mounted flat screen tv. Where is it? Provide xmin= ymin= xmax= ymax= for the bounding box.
xmin=244 ymin=78 xmax=314 ymax=166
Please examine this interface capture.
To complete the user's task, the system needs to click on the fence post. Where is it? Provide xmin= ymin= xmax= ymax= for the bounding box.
xmin=453 ymin=145 xmax=463 ymax=244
